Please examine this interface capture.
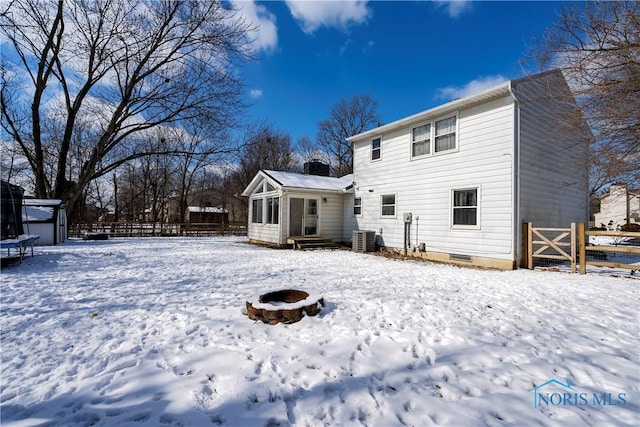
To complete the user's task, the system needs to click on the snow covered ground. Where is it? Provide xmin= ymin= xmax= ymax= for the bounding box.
xmin=1 ymin=237 xmax=638 ymax=427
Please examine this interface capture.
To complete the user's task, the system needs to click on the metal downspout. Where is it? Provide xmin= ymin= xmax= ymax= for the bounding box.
xmin=508 ymin=82 xmax=521 ymax=267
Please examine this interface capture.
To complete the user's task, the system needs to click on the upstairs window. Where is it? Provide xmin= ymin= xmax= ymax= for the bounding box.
xmin=412 ymin=123 xmax=430 ymax=157
xmin=411 ymin=114 xmax=458 ymax=158
xmin=452 ymin=188 xmax=478 ymax=227
xmin=435 ymin=116 xmax=456 ymax=153
xmin=371 ymin=137 xmax=381 ymax=161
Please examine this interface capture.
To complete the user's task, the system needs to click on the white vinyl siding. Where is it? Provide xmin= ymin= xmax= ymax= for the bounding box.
xmin=514 ymin=72 xmax=589 ymax=262
xmin=352 ymin=95 xmax=514 ymax=259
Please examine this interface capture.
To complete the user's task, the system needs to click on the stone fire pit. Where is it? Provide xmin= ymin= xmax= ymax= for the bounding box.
xmin=246 ymin=289 xmax=324 ymax=324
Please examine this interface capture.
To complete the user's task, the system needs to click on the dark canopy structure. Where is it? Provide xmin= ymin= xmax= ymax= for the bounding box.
xmin=1 ymin=181 xmax=25 ymax=240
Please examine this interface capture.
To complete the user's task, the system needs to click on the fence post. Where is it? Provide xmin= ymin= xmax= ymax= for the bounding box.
xmin=578 ymin=222 xmax=586 ymax=275
xmin=521 ymin=222 xmax=529 ymax=269
xmin=570 ymin=222 xmax=576 ymax=274
xmin=527 ymin=222 xmax=533 ymax=270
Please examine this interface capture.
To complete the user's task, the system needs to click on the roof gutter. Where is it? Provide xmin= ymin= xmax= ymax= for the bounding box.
xmin=347 ymin=82 xmax=511 ymax=143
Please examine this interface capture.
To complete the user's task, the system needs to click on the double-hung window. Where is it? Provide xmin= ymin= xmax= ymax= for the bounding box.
xmin=266 ymin=197 xmax=279 ymax=224
xmin=411 ymin=114 xmax=457 ymax=158
xmin=435 ymin=116 xmax=456 ymax=152
xmin=251 ymin=199 xmax=263 ymax=223
xmin=452 ymin=188 xmax=478 ymax=227
xmin=371 ymin=137 xmax=381 ymax=161
xmin=412 ymin=123 xmax=430 ymax=157
xmin=381 ymin=194 xmax=396 ymax=217
xmin=353 ymin=197 xmax=362 ymax=216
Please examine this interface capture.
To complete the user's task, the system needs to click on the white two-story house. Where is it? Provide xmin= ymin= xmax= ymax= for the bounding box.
xmin=244 ymin=70 xmax=589 ymax=269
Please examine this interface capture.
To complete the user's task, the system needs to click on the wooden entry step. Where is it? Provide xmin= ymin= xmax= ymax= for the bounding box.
xmin=286 ymin=236 xmax=339 ymax=250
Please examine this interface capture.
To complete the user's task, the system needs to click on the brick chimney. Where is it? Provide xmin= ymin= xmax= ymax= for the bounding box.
xmin=304 ymin=160 xmax=330 ymax=177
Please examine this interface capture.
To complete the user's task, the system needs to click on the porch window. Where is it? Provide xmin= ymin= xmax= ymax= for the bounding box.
xmin=371 ymin=137 xmax=381 ymax=161
xmin=266 ymin=196 xmax=279 ymax=224
xmin=251 ymin=199 xmax=263 ymax=223
xmin=353 ymin=197 xmax=362 ymax=216
xmin=452 ymin=188 xmax=478 ymax=227
xmin=381 ymin=194 xmax=396 ymax=217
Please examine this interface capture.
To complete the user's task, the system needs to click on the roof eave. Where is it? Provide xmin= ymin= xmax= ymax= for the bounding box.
xmin=347 ymin=82 xmax=511 ymax=142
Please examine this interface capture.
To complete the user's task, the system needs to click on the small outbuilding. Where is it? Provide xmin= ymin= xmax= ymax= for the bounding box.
xmin=22 ymin=199 xmax=67 ymax=245
xmin=187 ymin=206 xmax=229 ymax=225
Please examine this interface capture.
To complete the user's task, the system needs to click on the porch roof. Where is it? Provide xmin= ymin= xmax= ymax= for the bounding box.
xmin=264 ymin=170 xmax=354 ymax=192
xmin=242 ymin=170 xmax=354 ymax=197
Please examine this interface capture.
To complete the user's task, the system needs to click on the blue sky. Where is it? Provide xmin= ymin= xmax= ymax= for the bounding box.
xmin=236 ymin=0 xmax=567 ymax=144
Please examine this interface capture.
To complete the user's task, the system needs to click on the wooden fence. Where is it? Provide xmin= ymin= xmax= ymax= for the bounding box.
xmin=524 ymin=222 xmax=640 ymax=275
xmin=68 ymin=222 xmax=247 ymax=238
xmin=524 ymin=223 xmax=577 ymax=273
xmin=578 ymin=223 xmax=640 ymax=275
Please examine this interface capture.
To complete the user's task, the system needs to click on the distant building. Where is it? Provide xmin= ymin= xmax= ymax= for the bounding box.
xmin=186 ymin=206 xmax=229 ymax=225
xmin=22 ymin=199 xmax=68 ymax=245
xmin=594 ymin=183 xmax=640 ymax=230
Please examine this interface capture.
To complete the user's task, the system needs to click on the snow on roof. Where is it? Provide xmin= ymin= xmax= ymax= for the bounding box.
xmin=187 ymin=206 xmax=228 ymax=214
xmin=22 ymin=205 xmax=54 ymax=222
xmin=23 ymin=199 xmax=63 ymax=207
xmin=263 ymin=170 xmax=354 ymax=192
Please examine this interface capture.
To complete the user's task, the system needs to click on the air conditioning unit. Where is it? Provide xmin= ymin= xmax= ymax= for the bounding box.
xmin=352 ymin=230 xmax=376 ymax=253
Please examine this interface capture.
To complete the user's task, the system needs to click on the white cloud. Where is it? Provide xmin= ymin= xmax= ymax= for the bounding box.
xmin=249 ymin=88 xmax=263 ymax=99
xmin=435 ymin=1 xmax=473 ymax=18
xmin=436 ymin=75 xmax=508 ymax=100
xmin=285 ymin=0 xmax=371 ymax=34
xmin=232 ymin=0 xmax=278 ymax=53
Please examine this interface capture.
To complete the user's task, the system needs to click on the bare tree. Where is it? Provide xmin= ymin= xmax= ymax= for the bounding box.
xmin=296 ymin=135 xmax=331 ymax=166
xmin=1 ymin=0 xmax=252 ymax=222
xmin=235 ymin=121 xmax=297 ymax=186
xmin=316 ymin=94 xmax=380 ymax=177
xmin=525 ymin=1 xmax=640 ymax=193
xmin=167 ymin=124 xmax=231 ymax=224
xmin=224 ymin=121 xmax=296 ymax=211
